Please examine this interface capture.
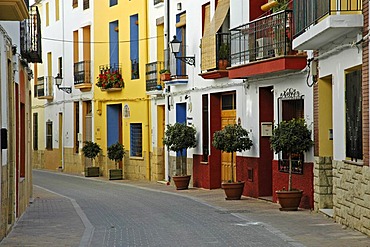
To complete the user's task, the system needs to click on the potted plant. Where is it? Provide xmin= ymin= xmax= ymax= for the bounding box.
xmin=270 ymin=118 xmax=313 ymax=211
xmin=96 ymin=68 xmax=124 ymax=90
xmin=82 ymin=141 xmax=102 ymax=177
xmin=212 ymin=124 xmax=253 ymax=200
xmin=163 ymin=122 xmax=197 ymax=190
xmin=107 ymin=142 xmax=125 ymax=180
xmin=218 ymin=42 xmax=230 ymax=70
xmin=159 ymin=69 xmax=171 ymax=81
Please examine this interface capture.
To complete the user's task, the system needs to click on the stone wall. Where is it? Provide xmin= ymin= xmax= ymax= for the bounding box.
xmin=0 ymin=165 xmax=9 ymax=240
xmin=32 ymin=150 xmax=45 ymax=169
xmin=63 ymin=148 xmax=84 ymax=175
xmin=314 ymin=156 xmax=333 ymax=210
xmin=150 ymin=147 xmax=165 ymax=181
xmin=333 ymin=160 xmax=370 ymax=236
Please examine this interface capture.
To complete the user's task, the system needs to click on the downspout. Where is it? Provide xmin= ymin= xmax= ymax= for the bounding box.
xmin=165 ymin=0 xmax=170 ymax=182
xmin=145 ymin=0 xmax=151 ymax=180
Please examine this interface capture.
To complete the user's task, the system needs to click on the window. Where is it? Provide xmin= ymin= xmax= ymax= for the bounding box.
xmin=33 ymin=113 xmax=38 ymax=150
xmin=83 ymin=0 xmax=89 ymax=10
xmin=58 ymin=57 xmax=63 ymax=76
xmin=175 ymin=12 xmax=186 ymax=76
xmin=130 ymin=123 xmax=142 ymax=157
xmin=55 ymin=0 xmax=60 ymax=21
xmin=73 ymin=0 xmax=78 ymax=8
xmin=110 ymin=0 xmax=117 ymax=7
xmin=46 ymin=121 xmax=53 ymax=150
xmin=221 ymin=92 xmax=236 ymax=110
xmin=130 ymin=14 xmax=139 ymax=79
xmin=202 ymin=94 xmax=209 ymax=161
xmin=278 ymin=89 xmax=304 ymax=174
xmin=345 ymin=69 xmax=362 ymax=161
xmin=46 ymin=2 xmax=49 ymax=26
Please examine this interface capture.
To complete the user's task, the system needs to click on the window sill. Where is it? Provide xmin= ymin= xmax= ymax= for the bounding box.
xmin=343 ymin=159 xmax=364 ymax=166
xmin=130 ymin=156 xmax=144 ymax=161
xmin=200 ymin=161 xmax=208 ymax=165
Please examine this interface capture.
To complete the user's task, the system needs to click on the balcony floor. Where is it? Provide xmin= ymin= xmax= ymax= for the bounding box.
xmin=0 ymin=0 xmax=29 ymax=21
xmin=228 ymin=55 xmax=307 ymax=79
xmin=293 ymin=14 xmax=363 ymax=50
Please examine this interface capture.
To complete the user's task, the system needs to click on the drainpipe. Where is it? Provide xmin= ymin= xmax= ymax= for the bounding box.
xmin=145 ymin=1 xmax=151 ymax=180
xmin=165 ymin=0 xmax=170 ymax=182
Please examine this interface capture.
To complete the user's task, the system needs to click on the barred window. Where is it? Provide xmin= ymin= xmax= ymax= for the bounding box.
xmin=33 ymin=113 xmax=38 ymax=150
xmin=130 ymin=123 xmax=142 ymax=157
xmin=46 ymin=121 xmax=53 ymax=150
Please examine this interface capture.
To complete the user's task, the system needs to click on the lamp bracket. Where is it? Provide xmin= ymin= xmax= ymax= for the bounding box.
xmin=58 ymin=86 xmax=72 ymax=94
xmin=175 ymin=55 xmax=196 ymax=66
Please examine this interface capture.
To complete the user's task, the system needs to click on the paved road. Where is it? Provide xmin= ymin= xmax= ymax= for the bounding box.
xmin=1 ymin=170 xmax=370 ymax=247
xmin=32 ymin=171 xmax=299 ymax=247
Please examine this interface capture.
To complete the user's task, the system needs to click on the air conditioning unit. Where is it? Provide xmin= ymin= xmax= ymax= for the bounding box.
xmin=256 ymin=37 xmax=272 ymax=60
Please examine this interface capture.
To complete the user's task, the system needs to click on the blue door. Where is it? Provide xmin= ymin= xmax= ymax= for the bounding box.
xmin=176 ymin=103 xmax=186 ymax=157
xmin=107 ymin=104 xmax=122 ymax=147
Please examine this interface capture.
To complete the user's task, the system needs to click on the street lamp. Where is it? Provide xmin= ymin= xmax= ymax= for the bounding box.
xmin=170 ymin=35 xmax=195 ymax=66
xmin=55 ymin=73 xmax=72 ymax=94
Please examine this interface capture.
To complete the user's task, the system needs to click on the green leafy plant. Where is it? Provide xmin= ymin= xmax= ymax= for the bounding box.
xmin=212 ymin=124 xmax=253 ymax=183
xmin=159 ymin=69 xmax=171 ymax=74
xmin=271 ymin=0 xmax=289 ymax=12
xmin=107 ymin=142 xmax=125 ymax=169
xmin=163 ymin=123 xmax=197 ymax=176
xmin=82 ymin=141 xmax=102 ymax=162
xmin=270 ymin=118 xmax=313 ymax=191
xmin=96 ymin=69 xmax=124 ymax=89
xmin=218 ymin=42 xmax=230 ymax=60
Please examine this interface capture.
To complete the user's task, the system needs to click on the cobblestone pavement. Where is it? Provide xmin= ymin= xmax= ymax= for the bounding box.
xmin=1 ymin=170 xmax=369 ymax=247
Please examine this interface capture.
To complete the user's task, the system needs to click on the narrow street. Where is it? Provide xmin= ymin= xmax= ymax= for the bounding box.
xmin=1 ymin=170 xmax=370 ymax=247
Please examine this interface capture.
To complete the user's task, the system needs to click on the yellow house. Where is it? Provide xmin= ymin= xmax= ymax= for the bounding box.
xmin=94 ymin=0 xmax=151 ymax=180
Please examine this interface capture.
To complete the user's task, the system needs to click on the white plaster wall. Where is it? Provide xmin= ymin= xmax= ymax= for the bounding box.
xmin=230 ymin=0 xmax=249 ymax=29
xmin=318 ymin=47 xmax=362 ymax=161
xmin=40 ymin=0 xmax=94 ymax=153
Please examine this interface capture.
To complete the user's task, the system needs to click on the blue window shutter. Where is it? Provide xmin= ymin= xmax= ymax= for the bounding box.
xmin=176 ymin=103 xmax=187 ymax=157
xmin=109 ymin=21 xmax=119 ymax=66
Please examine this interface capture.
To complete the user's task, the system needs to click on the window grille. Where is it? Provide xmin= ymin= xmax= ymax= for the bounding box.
xmin=130 ymin=123 xmax=142 ymax=157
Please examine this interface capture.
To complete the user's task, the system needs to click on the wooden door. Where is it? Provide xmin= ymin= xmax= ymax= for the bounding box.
xmin=221 ymin=109 xmax=236 ymax=182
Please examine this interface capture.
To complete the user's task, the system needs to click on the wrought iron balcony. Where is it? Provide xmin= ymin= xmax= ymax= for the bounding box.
xmin=20 ymin=6 xmax=42 ymax=63
xmin=34 ymin=76 xmax=53 ymax=100
xmin=200 ymin=33 xmax=230 ymax=79
xmin=146 ymin=61 xmax=164 ymax=93
xmin=74 ymin=60 xmax=92 ymax=90
xmin=131 ymin=59 xmax=139 ymax=80
xmin=228 ymin=10 xmax=307 ymax=79
xmin=0 ymin=0 xmax=29 ymax=20
xmin=97 ymin=64 xmax=124 ymax=91
xmin=292 ymin=0 xmax=362 ymax=50
xmin=230 ymin=10 xmax=293 ymax=66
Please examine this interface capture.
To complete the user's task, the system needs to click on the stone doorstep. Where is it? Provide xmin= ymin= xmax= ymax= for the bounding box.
xmin=320 ymin=208 xmax=334 ymax=218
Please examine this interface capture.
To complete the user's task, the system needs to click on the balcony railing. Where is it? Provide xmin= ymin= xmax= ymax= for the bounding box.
xmin=201 ymin=33 xmax=231 ymax=72
xmin=34 ymin=76 xmax=53 ymax=99
xmin=230 ymin=10 xmax=293 ymax=66
xmin=20 ymin=6 xmax=42 ymax=63
xmin=74 ymin=60 xmax=91 ymax=85
xmin=146 ymin=61 xmax=164 ymax=91
xmin=293 ymin=0 xmax=362 ymax=38
xmin=131 ymin=59 xmax=139 ymax=80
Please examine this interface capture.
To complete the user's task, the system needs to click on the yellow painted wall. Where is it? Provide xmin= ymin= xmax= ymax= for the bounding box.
xmin=94 ymin=1 xmax=150 ymax=179
xmin=318 ymin=76 xmax=333 ymax=157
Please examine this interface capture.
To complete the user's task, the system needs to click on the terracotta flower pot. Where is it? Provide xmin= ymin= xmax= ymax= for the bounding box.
xmin=173 ymin=175 xmax=191 ymax=190
xmin=276 ymin=190 xmax=303 ymax=211
xmin=221 ymin=181 xmax=245 ymax=200
xmin=160 ymin=73 xmax=171 ymax=81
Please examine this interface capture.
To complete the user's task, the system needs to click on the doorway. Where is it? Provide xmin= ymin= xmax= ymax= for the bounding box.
xmin=220 ymin=92 xmax=236 ymax=182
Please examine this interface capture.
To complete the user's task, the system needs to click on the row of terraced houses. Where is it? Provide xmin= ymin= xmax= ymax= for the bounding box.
xmin=0 ymin=0 xmax=369 ymax=241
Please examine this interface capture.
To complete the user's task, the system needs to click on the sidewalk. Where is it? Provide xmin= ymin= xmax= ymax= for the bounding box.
xmin=1 ymin=172 xmax=370 ymax=247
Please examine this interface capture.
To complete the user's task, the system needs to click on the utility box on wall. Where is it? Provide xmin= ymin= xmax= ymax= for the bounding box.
xmin=261 ymin=122 xmax=272 ymax=137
